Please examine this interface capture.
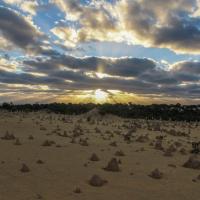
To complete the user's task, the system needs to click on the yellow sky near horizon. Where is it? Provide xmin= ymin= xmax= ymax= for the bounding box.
xmin=1 ymin=89 xmax=199 ymax=105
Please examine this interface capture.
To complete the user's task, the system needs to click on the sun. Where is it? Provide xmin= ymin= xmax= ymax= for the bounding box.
xmin=94 ymin=89 xmax=108 ymax=103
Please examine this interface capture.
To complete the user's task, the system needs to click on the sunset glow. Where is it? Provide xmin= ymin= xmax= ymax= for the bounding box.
xmin=0 ymin=0 xmax=200 ymax=104
xmin=94 ymin=89 xmax=108 ymax=103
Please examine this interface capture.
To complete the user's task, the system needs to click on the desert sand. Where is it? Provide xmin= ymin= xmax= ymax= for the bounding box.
xmin=0 ymin=109 xmax=199 ymax=200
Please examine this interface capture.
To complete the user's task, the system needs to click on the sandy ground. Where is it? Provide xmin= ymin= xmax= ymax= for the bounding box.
xmin=0 ymin=109 xmax=200 ymax=200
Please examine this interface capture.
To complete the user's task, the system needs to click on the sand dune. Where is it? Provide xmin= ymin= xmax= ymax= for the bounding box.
xmin=0 ymin=110 xmax=199 ymax=200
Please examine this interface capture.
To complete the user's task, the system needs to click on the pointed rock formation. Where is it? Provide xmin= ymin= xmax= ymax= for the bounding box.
xmin=20 ymin=164 xmax=30 ymax=173
xmin=90 ymin=153 xmax=100 ymax=161
xmin=104 ymin=158 xmax=120 ymax=172
xmin=149 ymin=168 xmax=163 ymax=179
xmin=183 ymin=156 xmax=200 ymax=169
xmin=89 ymin=175 xmax=107 ymax=187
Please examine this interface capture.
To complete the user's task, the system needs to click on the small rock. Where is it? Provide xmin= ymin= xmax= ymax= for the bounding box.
xmin=196 ymin=174 xmax=200 ymax=180
xmin=163 ymin=149 xmax=173 ymax=157
xmin=89 ymin=175 xmax=107 ymax=187
xmin=1 ymin=132 xmax=15 ymax=140
xmin=79 ymin=139 xmax=88 ymax=146
xmin=36 ymin=194 xmax=43 ymax=199
xmin=90 ymin=153 xmax=100 ymax=161
xmin=149 ymin=168 xmax=163 ymax=179
xmin=104 ymin=158 xmax=120 ymax=172
xmin=42 ymin=140 xmax=52 ymax=147
xmin=109 ymin=141 xmax=117 ymax=147
xmin=28 ymin=135 xmax=34 ymax=140
xmin=136 ymin=135 xmax=149 ymax=143
xmin=36 ymin=160 xmax=44 ymax=164
xmin=168 ymin=164 xmax=176 ymax=168
xmin=183 ymin=155 xmax=200 ymax=169
xmin=115 ymin=150 xmax=125 ymax=157
xmin=73 ymin=187 xmax=82 ymax=194
xmin=20 ymin=164 xmax=30 ymax=173
xmin=14 ymin=138 xmax=21 ymax=145
xmin=154 ymin=140 xmax=164 ymax=151
xmin=180 ymin=148 xmax=187 ymax=155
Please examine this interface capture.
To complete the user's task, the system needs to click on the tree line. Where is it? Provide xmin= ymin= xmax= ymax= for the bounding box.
xmin=1 ymin=102 xmax=200 ymax=122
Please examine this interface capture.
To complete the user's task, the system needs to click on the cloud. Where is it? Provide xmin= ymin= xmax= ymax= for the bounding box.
xmin=3 ymin=0 xmax=38 ymax=15
xmin=0 ymin=57 xmax=18 ymax=72
xmin=170 ymin=61 xmax=200 ymax=82
xmin=19 ymin=54 xmax=200 ymax=97
xmin=0 ymin=36 xmax=13 ymax=51
xmin=3 ymin=0 xmax=22 ymax=4
xmin=172 ymin=61 xmax=200 ymax=74
xmin=23 ymin=55 xmax=157 ymax=77
xmin=115 ymin=0 xmax=200 ymax=53
xmin=19 ymin=1 xmax=38 ymax=15
xmin=51 ymin=0 xmax=200 ymax=54
xmin=51 ymin=0 xmax=124 ymax=46
xmin=1 ymin=0 xmax=200 ymax=103
xmin=0 ymin=52 xmax=200 ymax=101
xmin=0 ymin=6 xmax=51 ymax=55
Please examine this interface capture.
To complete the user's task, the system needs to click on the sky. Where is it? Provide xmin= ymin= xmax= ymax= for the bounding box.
xmin=1 ymin=0 xmax=200 ymax=104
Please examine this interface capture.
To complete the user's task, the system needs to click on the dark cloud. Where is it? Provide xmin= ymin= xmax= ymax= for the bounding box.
xmin=139 ymin=70 xmax=179 ymax=85
xmin=0 ymin=6 xmax=53 ymax=55
xmin=172 ymin=61 xmax=200 ymax=74
xmin=120 ymin=0 xmax=200 ymax=53
xmin=153 ymin=16 xmax=200 ymax=52
xmin=16 ymin=54 xmax=200 ymax=98
xmin=0 ymin=7 xmax=41 ymax=52
xmin=0 ymin=69 xmax=65 ymax=86
xmin=1 ymin=54 xmax=200 ymax=99
xmin=23 ymin=55 xmax=156 ymax=77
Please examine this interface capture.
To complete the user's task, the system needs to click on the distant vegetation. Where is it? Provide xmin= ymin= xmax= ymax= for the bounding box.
xmin=1 ymin=102 xmax=200 ymax=122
